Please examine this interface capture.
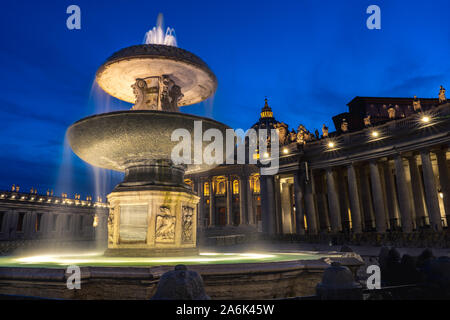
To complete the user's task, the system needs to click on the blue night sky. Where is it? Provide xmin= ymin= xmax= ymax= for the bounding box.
xmin=0 ymin=0 xmax=449 ymax=199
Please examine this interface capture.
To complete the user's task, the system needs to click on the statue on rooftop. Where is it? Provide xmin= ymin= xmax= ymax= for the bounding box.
xmin=314 ymin=129 xmax=320 ymax=139
xmin=289 ymin=129 xmax=297 ymax=143
xmin=363 ymin=114 xmax=371 ymax=127
xmin=439 ymin=85 xmax=446 ymax=104
xmin=387 ymin=105 xmax=396 ymax=119
xmin=296 ymin=125 xmax=307 ymax=145
xmin=275 ymin=122 xmax=289 ymax=145
xmin=322 ymin=124 xmax=329 ymax=138
xmin=413 ymin=96 xmax=422 ymax=112
xmin=340 ymin=119 xmax=348 ymax=132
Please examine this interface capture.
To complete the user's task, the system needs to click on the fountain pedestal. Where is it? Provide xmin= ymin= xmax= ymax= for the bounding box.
xmin=105 ymin=189 xmax=198 ymax=257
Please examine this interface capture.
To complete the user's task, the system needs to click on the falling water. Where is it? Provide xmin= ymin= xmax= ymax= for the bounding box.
xmin=54 ymin=137 xmax=74 ymax=198
xmin=143 ymin=13 xmax=177 ymax=47
xmin=87 ymin=80 xmax=125 ymax=202
xmin=201 ymin=93 xmax=215 ymax=118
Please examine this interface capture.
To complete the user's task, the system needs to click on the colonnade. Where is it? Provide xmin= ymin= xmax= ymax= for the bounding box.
xmin=191 ymin=174 xmax=260 ymax=229
xmin=261 ymin=147 xmax=449 ymax=235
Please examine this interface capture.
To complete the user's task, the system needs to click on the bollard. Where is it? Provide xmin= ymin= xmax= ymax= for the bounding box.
xmin=316 ymin=262 xmax=363 ymax=300
xmin=151 ymin=264 xmax=210 ymax=300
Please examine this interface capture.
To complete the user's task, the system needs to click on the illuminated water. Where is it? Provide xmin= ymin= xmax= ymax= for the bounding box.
xmin=0 ymin=251 xmax=330 ymax=268
xmin=143 ymin=13 xmax=177 ymax=47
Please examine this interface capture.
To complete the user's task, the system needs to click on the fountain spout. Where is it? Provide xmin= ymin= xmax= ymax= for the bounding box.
xmin=144 ymin=13 xmax=177 ymax=47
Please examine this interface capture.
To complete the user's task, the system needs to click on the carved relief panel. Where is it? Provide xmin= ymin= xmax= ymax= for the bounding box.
xmin=155 ymin=206 xmax=176 ymax=243
xmin=182 ymin=206 xmax=194 ymax=243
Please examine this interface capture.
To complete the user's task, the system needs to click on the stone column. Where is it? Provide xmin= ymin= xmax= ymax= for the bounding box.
xmin=382 ymin=161 xmax=400 ymax=229
xmin=239 ymin=176 xmax=247 ymax=225
xmin=420 ymin=150 xmax=443 ymax=231
xmin=394 ymin=155 xmax=414 ymax=233
xmin=260 ymin=174 xmax=276 ymax=235
xmin=208 ymin=178 xmax=215 ymax=227
xmin=197 ymin=178 xmax=205 ymax=230
xmin=226 ymin=176 xmax=233 ymax=226
xmin=358 ymin=165 xmax=375 ymax=231
xmin=304 ymin=169 xmax=318 ymax=234
xmin=246 ymin=177 xmax=254 ymax=225
xmin=435 ymin=149 xmax=450 ymax=223
xmin=346 ymin=164 xmax=362 ymax=233
xmin=369 ymin=161 xmax=387 ymax=233
xmin=280 ymin=182 xmax=293 ymax=234
xmin=407 ymin=155 xmax=427 ymax=227
xmin=293 ymin=172 xmax=306 ymax=235
xmin=326 ymin=168 xmax=341 ymax=233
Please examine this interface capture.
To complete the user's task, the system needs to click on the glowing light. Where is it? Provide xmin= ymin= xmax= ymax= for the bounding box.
xmin=421 ymin=116 xmax=431 ymax=123
xmin=328 ymin=142 xmax=335 ymax=148
xmin=283 ymin=148 xmax=289 ymax=154
xmin=93 ymin=215 xmax=99 ymax=228
xmin=263 ymin=152 xmax=270 ymax=158
xmin=371 ymin=131 xmax=379 ymax=138
xmin=439 ymin=192 xmax=444 ymax=199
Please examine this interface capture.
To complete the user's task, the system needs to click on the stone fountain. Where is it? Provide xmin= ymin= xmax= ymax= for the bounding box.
xmin=67 ymin=21 xmax=228 ymax=257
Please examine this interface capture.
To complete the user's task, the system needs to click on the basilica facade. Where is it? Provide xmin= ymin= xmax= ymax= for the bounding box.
xmin=187 ymin=89 xmax=450 ymax=245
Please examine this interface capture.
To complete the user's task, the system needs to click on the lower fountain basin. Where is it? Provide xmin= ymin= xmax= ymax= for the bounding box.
xmin=0 ymin=251 xmax=364 ymax=299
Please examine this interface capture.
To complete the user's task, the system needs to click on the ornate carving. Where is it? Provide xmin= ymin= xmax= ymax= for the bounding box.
xmin=131 ymin=75 xmax=183 ymax=112
xmin=160 ymin=75 xmax=183 ymax=112
xmin=439 ymin=85 xmax=446 ymax=104
xmin=413 ymin=96 xmax=422 ymax=112
xmin=182 ymin=206 xmax=194 ymax=243
xmin=131 ymin=78 xmax=159 ymax=110
xmin=155 ymin=206 xmax=176 ymax=243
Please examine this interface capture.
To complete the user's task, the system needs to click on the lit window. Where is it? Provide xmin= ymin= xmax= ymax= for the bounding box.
xmin=233 ymin=180 xmax=240 ymax=194
xmin=204 ymin=182 xmax=210 ymax=196
xmin=215 ymin=176 xmax=226 ymax=195
xmin=250 ymin=174 xmax=260 ymax=194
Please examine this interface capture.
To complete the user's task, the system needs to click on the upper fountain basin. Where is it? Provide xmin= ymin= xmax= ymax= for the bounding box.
xmin=66 ymin=110 xmax=230 ymax=174
xmin=96 ymin=44 xmax=217 ymax=106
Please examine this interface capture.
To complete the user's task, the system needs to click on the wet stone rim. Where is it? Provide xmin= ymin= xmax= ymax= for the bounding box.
xmin=96 ymin=44 xmax=218 ymax=85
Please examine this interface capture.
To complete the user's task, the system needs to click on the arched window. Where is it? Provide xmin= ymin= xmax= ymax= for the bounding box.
xmin=250 ymin=174 xmax=260 ymax=194
xmin=215 ymin=176 xmax=226 ymax=195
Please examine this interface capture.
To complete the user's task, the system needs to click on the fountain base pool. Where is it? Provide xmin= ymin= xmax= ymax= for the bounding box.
xmin=0 ymin=251 xmax=364 ymax=299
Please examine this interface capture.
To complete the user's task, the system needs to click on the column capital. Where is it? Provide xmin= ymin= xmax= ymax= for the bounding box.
xmin=345 ymin=162 xmax=357 ymax=168
xmin=434 ymin=146 xmax=448 ymax=156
